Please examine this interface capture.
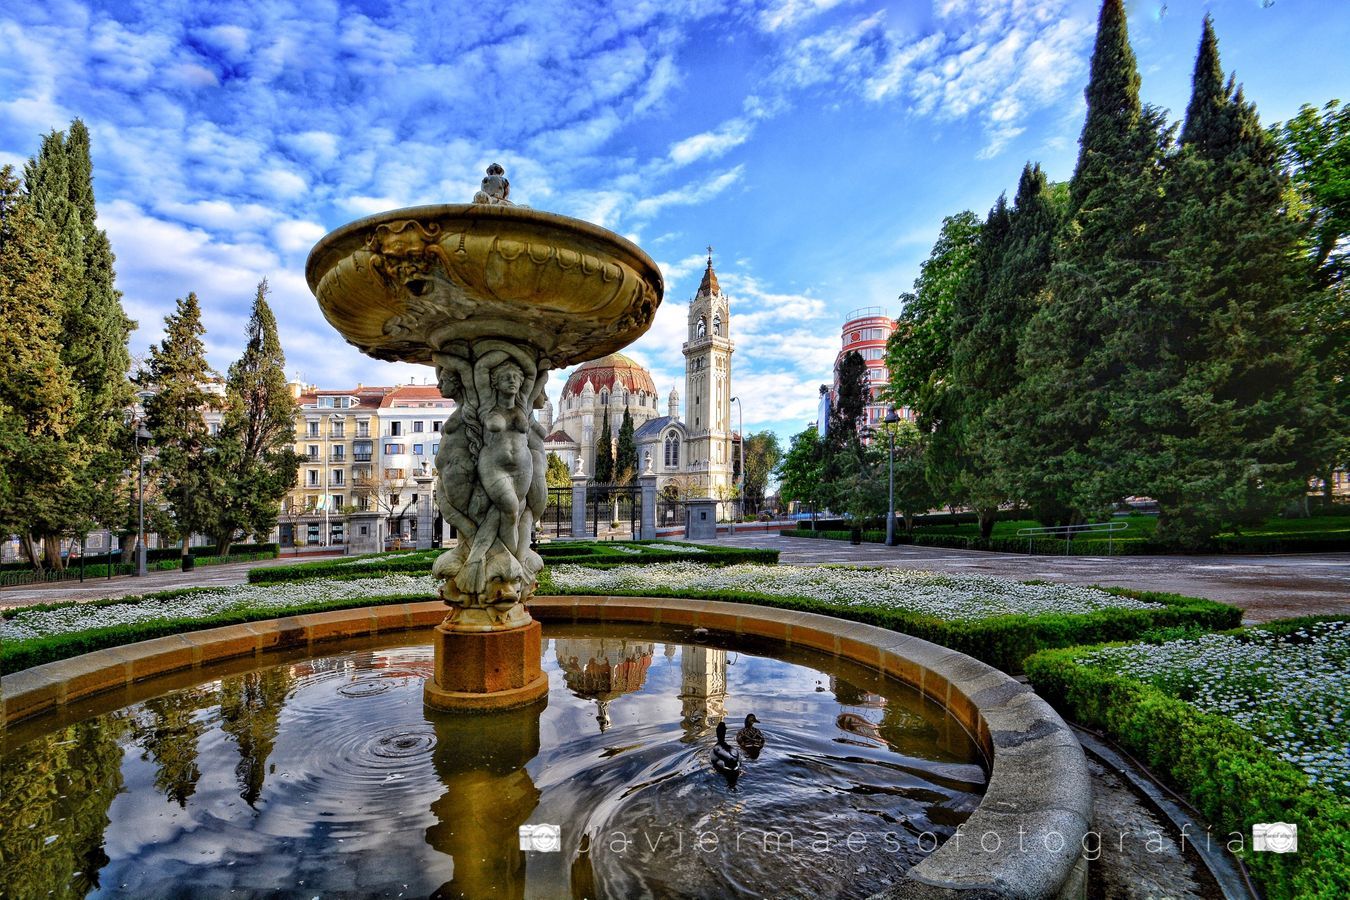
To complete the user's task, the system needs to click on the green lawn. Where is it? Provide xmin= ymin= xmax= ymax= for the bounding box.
xmin=918 ymin=513 xmax=1349 ymax=545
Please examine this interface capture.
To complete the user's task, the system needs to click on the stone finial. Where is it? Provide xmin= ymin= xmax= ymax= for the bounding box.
xmin=574 ymin=455 xmax=585 ymax=476
xmin=644 ymin=450 xmax=654 ymax=475
xmin=472 ymin=163 xmax=513 ymax=206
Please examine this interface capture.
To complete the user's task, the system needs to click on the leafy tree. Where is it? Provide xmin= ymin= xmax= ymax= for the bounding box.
xmin=208 ymin=279 xmax=302 ymax=553
xmin=1003 ymin=0 xmax=1168 ymax=523
xmin=885 ymin=418 xmax=934 ymax=534
xmin=883 ymin=211 xmax=982 ymax=416
xmin=594 ymin=406 xmax=614 ymax=483
xmin=830 ymin=350 xmax=870 ymax=450
xmin=0 ymin=165 xmax=82 ymax=571
xmin=776 ymin=424 xmax=825 ymax=519
xmin=741 ymin=430 xmax=782 ymax=514
xmin=614 ymin=403 xmax=637 ymax=483
xmin=545 ymin=451 xmax=571 ymax=488
xmin=1124 ymin=17 xmax=1326 ymax=547
xmin=1274 ymin=99 xmax=1349 ymax=502
xmin=143 ymin=293 xmax=217 ymax=564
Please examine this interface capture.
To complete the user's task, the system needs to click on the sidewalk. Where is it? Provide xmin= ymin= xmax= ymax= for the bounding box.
xmin=0 ymin=551 xmax=343 ymax=610
xmin=689 ymin=533 xmax=1350 ymax=624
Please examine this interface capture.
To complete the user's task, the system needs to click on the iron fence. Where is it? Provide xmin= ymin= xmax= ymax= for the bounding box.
xmin=538 ymin=486 xmax=574 ymax=539
xmin=586 ymin=485 xmax=642 ymax=538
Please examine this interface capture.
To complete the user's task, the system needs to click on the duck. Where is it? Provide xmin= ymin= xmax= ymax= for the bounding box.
xmin=736 ymin=714 xmax=765 ymax=759
xmin=711 ymin=721 xmax=741 ymax=776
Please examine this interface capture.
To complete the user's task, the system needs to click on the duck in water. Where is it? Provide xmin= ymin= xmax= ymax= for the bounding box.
xmin=712 ymin=721 xmax=741 ymax=779
xmin=736 ymin=714 xmax=765 ymax=760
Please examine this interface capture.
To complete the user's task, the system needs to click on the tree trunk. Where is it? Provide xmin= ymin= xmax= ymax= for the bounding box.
xmin=119 ymin=532 xmax=137 ymax=564
xmin=214 ymin=533 xmax=233 ymax=556
xmin=978 ymin=508 xmax=997 ymax=541
xmin=1322 ymin=468 xmax=1334 ymax=508
xmin=21 ymin=534 xmax=43 ymax=573
xmin=43 ymin=534 xmax=65 ymax=573
xmin=903 ymin=512 xmax=915 ymax=534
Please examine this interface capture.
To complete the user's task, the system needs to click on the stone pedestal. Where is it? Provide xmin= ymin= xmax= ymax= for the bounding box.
xmin=423 ymin=619 xmax=550 ymax=712
xmin=684 ymin=498 xmax=719 ymax=541
xmin=347 ymin=511 xmax=383 ymax=554
xmin=639 ymin=472 xmax=658 ymax=540
xmin=571 ymin=473 xmax=588 ymax=538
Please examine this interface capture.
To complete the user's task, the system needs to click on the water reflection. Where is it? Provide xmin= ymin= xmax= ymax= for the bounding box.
xmin=0 ymin=625 xmax=987 ymax=899
xmin=0 ymin=718 xmax=125 ymax=899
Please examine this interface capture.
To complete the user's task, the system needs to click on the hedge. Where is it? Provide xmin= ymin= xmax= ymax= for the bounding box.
xmin=247 ymin=542 xmax=778 ymax=584
xmin=780 ymin=526 xmax=1350 ymax=555
xmin=1 ymin=590 xmax=428 ymax=675
xmin=1025 ymin=633 xmax=1350 ymax=899
xmin=535 ymin=570 xmax=1241 ymax=673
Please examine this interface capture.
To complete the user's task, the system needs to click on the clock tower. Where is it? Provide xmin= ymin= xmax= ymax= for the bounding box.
xmin=682 ymin=249 xmax=735 ymax=498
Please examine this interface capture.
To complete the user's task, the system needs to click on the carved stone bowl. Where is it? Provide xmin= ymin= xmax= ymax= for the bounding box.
xmin=306 ymin=204 xmax=665 ymax=366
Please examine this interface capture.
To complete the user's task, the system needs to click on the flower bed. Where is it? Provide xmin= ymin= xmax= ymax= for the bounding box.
xmin=1 ymin=576 xmax=438 ymax=674
xmin=1025 ymin=619 xmax=1350 ymax=899
xmin=539 ymin=562 xmax=1240 ymax=671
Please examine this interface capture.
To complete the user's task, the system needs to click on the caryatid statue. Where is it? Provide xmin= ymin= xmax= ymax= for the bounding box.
xmin=307 ymin=163 xmax=663 ymax=647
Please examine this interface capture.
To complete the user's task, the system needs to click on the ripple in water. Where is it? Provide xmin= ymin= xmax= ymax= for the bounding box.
xmin=0 ymin=627 xmax=987 ymax=899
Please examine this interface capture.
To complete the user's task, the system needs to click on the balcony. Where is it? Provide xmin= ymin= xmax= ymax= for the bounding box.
xmin=330 ymin=453 xmax=347 ymax=462
xmin=353 ymin=452 xmax=373 ymax=462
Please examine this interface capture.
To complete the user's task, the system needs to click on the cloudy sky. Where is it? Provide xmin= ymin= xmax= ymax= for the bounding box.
xmin=1 ymin=0 xmax=1346 ymax=442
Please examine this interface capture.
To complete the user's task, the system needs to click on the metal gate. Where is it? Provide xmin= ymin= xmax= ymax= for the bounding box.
xmin=585 ymin=485 xmax=641 ymax=538
xmin=656 ymin=496 xmax=686 ymax=529
xmin=538 ymin=486 xmax=573 ymax=539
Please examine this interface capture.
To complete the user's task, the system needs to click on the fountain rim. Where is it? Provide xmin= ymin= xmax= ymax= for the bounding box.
xmin=304 ymin=202 xmax=665 ymax=299
xmin=1 ymin=597 xmax=1089 ymax=899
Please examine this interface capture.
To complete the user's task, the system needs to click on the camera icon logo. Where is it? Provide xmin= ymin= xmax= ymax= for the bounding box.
xmin=519 ymin=823 xmax=562 ymax=853
xmin=1252 ymin=822 xmax=1297 ymax=853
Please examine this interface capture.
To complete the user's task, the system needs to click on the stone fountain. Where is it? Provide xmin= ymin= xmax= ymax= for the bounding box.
xmin=306 ymin=165 xmax=664 ymax=710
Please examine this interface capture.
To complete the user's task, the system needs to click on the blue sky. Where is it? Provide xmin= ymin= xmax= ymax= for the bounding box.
xmin=1 ymin=0 xmax=1346 ymax=442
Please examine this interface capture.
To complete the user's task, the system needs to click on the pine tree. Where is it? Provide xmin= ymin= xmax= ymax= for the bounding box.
xmin=594 ymin=405 xmax=614 ymax=483
xmin=19 ymin=122 xmax=134 ymax=565
xmin=144 ymin=293 xmax=216 ymax=563
xmin=1132 ymin=16 xmax=1326 ymax=546
xmin=209 ymin=279 xmax=302 ymax=552
xmin=1004 ymin=0 xmax=1168 ymax=523
xmin=0 ymin=166 xmax=83 ymax=570
xmin=614 ymin=403 xmax=637 ymax=482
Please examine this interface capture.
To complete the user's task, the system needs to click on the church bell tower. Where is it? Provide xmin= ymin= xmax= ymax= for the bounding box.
xmin=682 ymin=248 xmax=734 ymax=496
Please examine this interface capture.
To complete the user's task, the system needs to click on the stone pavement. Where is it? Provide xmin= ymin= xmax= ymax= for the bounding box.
xmin=694 ymin=532 xmax=1350 ymax=623
xmin=0 ymin=551 xmax=342 ymax=610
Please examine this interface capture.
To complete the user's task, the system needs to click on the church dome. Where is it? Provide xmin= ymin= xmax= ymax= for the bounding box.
xmin=561 ymin=353 xmax=657 ymax=400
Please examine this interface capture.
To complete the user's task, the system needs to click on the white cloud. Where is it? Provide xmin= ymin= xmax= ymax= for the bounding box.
xmin=668 ymin=119 xmax=751 ymax=166
xmin=632 ymin=165 xmax=744 ymax=219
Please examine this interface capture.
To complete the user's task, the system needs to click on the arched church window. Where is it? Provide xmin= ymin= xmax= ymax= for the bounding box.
xmin=696 ymin=317 xmax=706 ymax=340
xmin=713 ymin=312 xmax=722 ymax=336
xmin=665 ymin=434 xmax=680 ymax=468
xmin=600 ymin=389 xmax=608 ymax=405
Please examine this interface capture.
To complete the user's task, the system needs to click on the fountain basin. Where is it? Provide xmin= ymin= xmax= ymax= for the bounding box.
xmin=1 ymin=598 xmax=1090 ymax=898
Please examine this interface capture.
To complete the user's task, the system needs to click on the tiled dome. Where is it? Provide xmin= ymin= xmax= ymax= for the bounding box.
xmin=561 ymin=352 xmax=657 ymax=399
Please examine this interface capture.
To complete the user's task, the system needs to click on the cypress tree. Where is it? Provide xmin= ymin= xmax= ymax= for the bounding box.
xmin=0 ymin=166 xmax=82 ymax=570
xmin=1005 ymin=0 xmax=1168 ymax=523
xmin=594 ymin=405 xmax=614 ymax=483
xmin=144 ymin=293 xmax=217 ymax=563
xmin=209 ymin=279 xmax=302 ymax=552
xmin=1133 ymin=16 xmax=1326 ymax=546
xmin=615 ymin=403 xmax=637 ymax=482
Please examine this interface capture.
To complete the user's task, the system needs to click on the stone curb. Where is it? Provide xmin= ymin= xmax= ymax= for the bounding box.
xmin=1 ymin=595 xmax=1090 ymax=899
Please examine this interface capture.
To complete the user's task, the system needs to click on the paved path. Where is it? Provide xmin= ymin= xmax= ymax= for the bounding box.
xmin=0 ymin=552 xmax=342 ymax=610
xmin=695 ymin=533 xmax=1350 ymax=623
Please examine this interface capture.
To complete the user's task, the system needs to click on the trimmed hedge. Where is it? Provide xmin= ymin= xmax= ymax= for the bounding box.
xmin=1 ymin=590 xmax=428 ymax=675
xmin=247 ymin=542 xmax=779 ymax=584
xmin=1025 ymin=631 xmax=1350 ymax=899
xmin=780 ymin=525 xmax=1350 ymax=555
xmin=536 ymin=569 xmax=1241 ymax=673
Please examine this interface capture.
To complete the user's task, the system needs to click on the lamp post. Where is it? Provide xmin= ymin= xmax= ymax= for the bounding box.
xmin=884 ymin=407 xmax=899 ymax=547
xmin=134 ymin=423 xmax=151 ymax=577
xmin=730 ymin=396 xmax=743 ymax=535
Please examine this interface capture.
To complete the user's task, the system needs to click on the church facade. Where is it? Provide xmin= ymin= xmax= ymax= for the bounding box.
xmin=541 ymin=254 xmax=736 ymax=499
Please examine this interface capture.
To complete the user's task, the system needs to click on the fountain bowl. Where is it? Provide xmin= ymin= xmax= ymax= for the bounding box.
xmin=305 ymin=203 xmax=664 ymax=367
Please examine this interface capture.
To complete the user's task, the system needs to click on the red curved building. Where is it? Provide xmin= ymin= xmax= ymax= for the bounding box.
xmin=835 ymin=306 xmax=908 ymax=427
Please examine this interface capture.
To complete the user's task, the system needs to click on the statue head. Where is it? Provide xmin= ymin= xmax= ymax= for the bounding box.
xmin=491 ymin=360 xmax=525 ymax=403
xmin=433 ymin=356 xmax=464 ymax=401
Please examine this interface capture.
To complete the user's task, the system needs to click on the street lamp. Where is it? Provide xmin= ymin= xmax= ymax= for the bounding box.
xmin=729 ymin=396 xmax=743 ymax=535
xmin=134 ymin=423 xmax=151 ymax=577
xmin=885 ymin=407 xmax=900 ymax=547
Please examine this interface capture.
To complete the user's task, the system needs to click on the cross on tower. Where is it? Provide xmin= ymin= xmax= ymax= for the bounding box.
xmin=706 ymin=244 xmax=713 ymax=267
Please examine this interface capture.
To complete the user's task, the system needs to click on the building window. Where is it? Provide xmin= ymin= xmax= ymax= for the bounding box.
xmin=390 ymin=422 xmax=402 ymax=436
xmin=664 ymin=434 xmax=680 ymax=468
xmin=307 ymin=444 xmax=319 ymax=460
xmin=432 ymin=442 xmax=439 ymax=454
xmin=307 ymin=420 xmax=319 ymax=437
xmin=357 ymin=420 xmax=369 ymax=437
xmin=432 ymin=420 xmax=442 ymax=432
xmin=413 ymin=443 xmax=424 ymax=455
xmin=332 ymin=445 xmax=345 ymax=460
xmin=331 ymin=421 xmax=345 ymax=438
xmin=307 ymin=470 xmax=319 ymax=487
xmin=332 ymin=494 xmax=344 ymax=510
xmin=384 ymin=443 xmax=403 ymax=455
xmin=413 ymin=420 xmax=424 ymax=432
xmin=332 ymin=470 xmax=344 ymax=486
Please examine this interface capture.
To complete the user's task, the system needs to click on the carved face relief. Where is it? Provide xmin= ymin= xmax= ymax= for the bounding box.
xmin=436 ymin=365 xmax=464 ymax=401
xmin=492 ymin=361 xmax=525 ymax=403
